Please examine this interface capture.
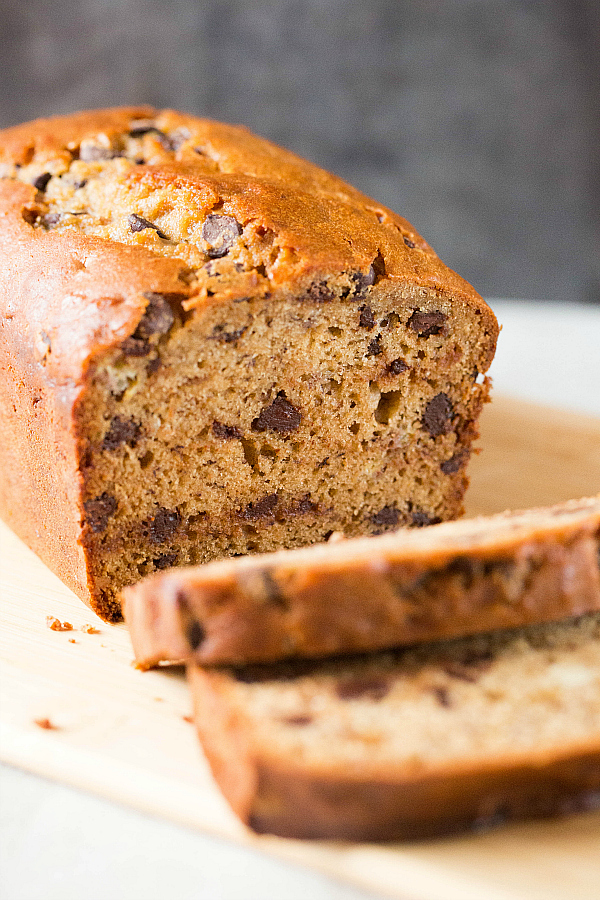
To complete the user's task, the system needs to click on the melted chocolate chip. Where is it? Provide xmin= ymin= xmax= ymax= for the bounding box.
xmin=187 ymin=618 xmax=205 ymax=651
xmin=281 ymin=714 xmax=313 ymax=726
xmin=441 ymin=449 xmax=469 ymax=474
xmin=128 ymin=214 xmax=169 ymax=240
xmin=202 ymin=214 xmax=242 ymax=258
xmin=407 ymin=310 xmax=447 ymax=337
xmin=212 ymin=421 xmax=243 ymax=440
xmin=403 ymin=236 xmax=416 ymax=249
xmin=135 ymin=292 xmax=176 ymax=339
xmin=238 ymin=494 xmax=279 ymax=521
xmin=209 ymin=324 xmax=247 ymax=344
xmin=102 ymin=416 xmax=141 ymax=451
xmin=282 ymin=495 xmax=318 ymax=517
xmin=147 ymin=508 xmax=181 ymax=543
xmin=336 ymin=677 xmax=390 ymax=701
xmin=146 ymin=355 xmax=162 ymax=375
xmin=306 ymin=281 xmax=335 ymax=303
xmin=41 ymin=212 xmax=61 ymax=227
xmin=153 ymin=552 xmax=178 ymax=570
xmin=371 ymin=505 xmax=401 ymax=527
xmin=432 ymin=686 xmax=451 ymax=707
xmin=251 ymin=393 xmax=302 ymax=434
xmin=387 ymin=357 xmax=409 ymax=376
xmin=33 ymin=172 xmax=51 ymax=192
xmin=422 ymin=393 xmax=454 ymax=437
xmin=351 ymin=266 xmax=376 ymax=298
xmin=366 ymin=335 xmax=382 ymax=357
xmin=79 ymin=144 xmax=118 ymax=162
xmin=359 ymin=305 xmax=375 ymax=329
xmin=84 ymin=493 xmax=117 ymax=533
xmin=411 ymin=509 xmax=441 ymax=527
xmin=128 ymin=121 xmax=162 ymax=137
xmin=121 ymin=336 xmax=151 ymax=357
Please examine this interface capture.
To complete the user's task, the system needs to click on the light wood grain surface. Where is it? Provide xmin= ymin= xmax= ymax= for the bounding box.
xmin=1 ymin=395 xmax=599 ymax=900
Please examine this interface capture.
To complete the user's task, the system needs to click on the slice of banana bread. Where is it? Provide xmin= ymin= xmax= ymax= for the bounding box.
xmin=123 ymin=496 xmax=600 ymax=667
xmin=0 ymin=107 xmax=497 ymax=621
xmin=188 ymin=613 xmax=600 ymax=840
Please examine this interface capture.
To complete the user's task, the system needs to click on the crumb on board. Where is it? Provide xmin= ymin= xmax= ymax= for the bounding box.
xmin=34 ymin=717 xmax=59 ymax=730
xmin=182 ymin=715 xmax=194 ymax=724
xmin=80 ymin=624 xmax=101 ymax=634
xmin=45 ymin=616 xmax=73 ymax=632
xmin=68 ymin=638 xmax=77 ymax=644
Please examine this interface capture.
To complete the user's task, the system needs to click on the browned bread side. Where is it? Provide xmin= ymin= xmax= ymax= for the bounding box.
xmin=0 ymin=107 xmax=497 ymax=620
xmin=123 ymin=495 xmax=600 ymax=667
xmin=187 ymin=613 xmax=600 ymax=840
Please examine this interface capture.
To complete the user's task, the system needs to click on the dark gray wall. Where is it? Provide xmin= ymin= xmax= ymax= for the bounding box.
xmin=1 ymin=0 xmax=598 ymax=303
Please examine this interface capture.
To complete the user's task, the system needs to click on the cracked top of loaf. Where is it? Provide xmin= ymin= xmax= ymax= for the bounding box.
xmin=0 ymin=106 xmax=497 ymax=386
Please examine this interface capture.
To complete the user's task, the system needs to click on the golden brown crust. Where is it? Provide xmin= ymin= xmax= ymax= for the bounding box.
xmin=0 ymin=108 xmax=498 ymax=617
xmin=124 ymin=497 xmax=600 ymax=667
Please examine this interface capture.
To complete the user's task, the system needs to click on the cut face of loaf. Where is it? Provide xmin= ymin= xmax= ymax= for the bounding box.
xmin=188 ymin=613 xmax=600 ymax=841
xmin=123 ymin=495 xmax=600 ymax=667
xmin=0 ymin=107 xmax=498 ymax=620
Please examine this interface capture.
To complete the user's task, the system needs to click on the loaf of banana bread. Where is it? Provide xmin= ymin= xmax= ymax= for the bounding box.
xmin=123 ymin=495 xmax=600 ymax=667
xmin=0 ymin=107 xmax=497 ymax=620
xmin=188 ymin=613 xmax=600 ymax=840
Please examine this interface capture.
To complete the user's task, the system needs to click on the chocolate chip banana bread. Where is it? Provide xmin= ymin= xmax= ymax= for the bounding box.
xmin=123 ymin=495 xmax=600 ymax=668
xmin=188 ymin=613 xmax=600 ymax=840
xmin=0 ymin=107 xmax=498 ymax=621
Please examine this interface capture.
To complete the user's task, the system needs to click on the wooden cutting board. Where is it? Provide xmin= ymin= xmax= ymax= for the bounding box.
xmin=1 ymin=395 xmax=599 ymax=900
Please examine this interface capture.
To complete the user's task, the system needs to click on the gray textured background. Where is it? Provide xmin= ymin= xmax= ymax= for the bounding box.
xmin=1 ymin=0 xmax=598 ymax=303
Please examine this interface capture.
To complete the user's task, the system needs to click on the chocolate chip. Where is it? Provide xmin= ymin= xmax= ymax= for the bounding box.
xmin=387 ymin=357 xmax=409 ymax=375
xmin=102 ymin=416 xmax=141 ymax=450
xmin=351 ymin=266 xmax=376 ymax=298
xmin=407 ymin=310 xmax=447 ymax=337
xmin=121 ymin=337 xmax=151 ymax=357
xmin=41 ymin=213 xmax=61 ymax=227
xmin=371 ymin=505 xmax=401 ymax=527
xmin=336 ymin=677 xmax=390 ymax=701
xmin=153 ymin=552 xmax=177 ymax=570
xmin=147 ymin=508 xmax=181 ymax=543
xmin=79 ymin=143 xmax=117 ymax=161
xmin=202 ymin=214 xmax=242 ymax=258
xmin=443 ymin=662 xmax=480 ymax=683
xmin=209 ymin=324 xmax=247 ymax=344
xmin=251 ymin=393 xmax=302 ymax=434
xmin=441 ymin=449 xmax=469 ymax=474
xmin=33 ymin=172 xmax=51 ymax=192
xmin=128 ymin=121 xmax=162 ymax=137
xmin=422 ymin=393 xmax=453 ymax=437
xmin=432 ymin=686 xmax=451 ymax=707
xmin=359 ymin=305 xmax=375 ymax=329
xmin=238 ymin=494 xmax=279 ymax=521
xmin=84 ymin=493 xmax=117 ymax=533
xmin=366 ymin=335 xmax=382 ymax=356
xmin=282 ymin=495 xmax=318 ymax=517
xmin=135 ymin=292 xmax=176 ymax=339
xmin=304 ymin=280 xmax=336 ymax=303
xmin=281 ymin=714 xmax=313 ymax=726
xmin=212 ymin=421 xmax=243 ymax=440
xmin=146 ymin=355 xmax=162 ymax=375
xmin=165 ymin=127 xmax=190 ymax=151
xmin=73 ymin=179 xmax=88 ymax=190
xmin=128 ymin=214 xmax=169 ymax=240
xmin=187 ymin=618 xmax=205 ymax=651
xmin=403 ymin=236 xmax=416 ymax=249
xmin=410 ymin=509 xmax=441 ymax=527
